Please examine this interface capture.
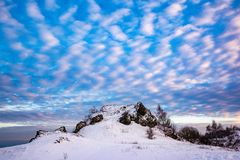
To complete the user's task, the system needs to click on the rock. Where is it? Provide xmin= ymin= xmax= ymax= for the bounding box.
xmin=135 ymin=102 xmax=147 ymax=116
xmin=134 ymin=102 xmax=157 ymax=128
xmin=137 ymin=114 xmax=157 ymax=128
xmin=55 ymin=126 xmax=67 ymax=133
xmin=90 ymin=114 xmax=103 ymax=125
xmin=73 ymin=121 xmax=87 ymax=133
xmin=118 ymin=102 xmax=157 ymax=128
xmin=29 ymin=130 xmax=47 ymax=142
xmin=119 ymin=112 xmax=131 ymax=125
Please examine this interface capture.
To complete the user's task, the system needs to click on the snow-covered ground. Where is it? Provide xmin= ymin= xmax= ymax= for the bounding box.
xmin=0 ymin=105 xmax=239 ymax=160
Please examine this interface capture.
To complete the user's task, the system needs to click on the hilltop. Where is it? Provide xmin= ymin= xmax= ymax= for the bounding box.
xmin=0 ymin=102 xmax=239 ymax=160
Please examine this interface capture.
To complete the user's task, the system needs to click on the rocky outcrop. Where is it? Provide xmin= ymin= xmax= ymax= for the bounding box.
xmin=119 ymin=111 xmax=131 ymax=125
xmin=135 ymin=102 xmax=147 ymax=116
xmin=73 ymin=121 xmax=87 ymax=133
xmin=119 ymin=102 xmax=157 ymax=128
xmin=55 ymin=126 xmax=67 ymax=133
xmin=73 ymin=114 xmax=103 ymax=133
xmin=134 ymin=102 xmax=157 ymax=128
xmin=29 ymin=130 xmax=48 ymax=142
xmin=90 ymin=114 xmax=103 ymax=125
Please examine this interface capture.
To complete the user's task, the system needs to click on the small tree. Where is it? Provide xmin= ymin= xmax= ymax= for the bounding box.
xmin=63 ymin=153 xmax=68 ymax=160
xmin=156 ymin=104 xmax=171 ymax=131
xmin=146 ymin=127 xmax=154 ymax=139
xmin=206 ymin=120 xmax=225 ymax=139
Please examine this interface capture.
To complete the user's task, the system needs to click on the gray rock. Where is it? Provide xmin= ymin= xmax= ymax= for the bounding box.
xmin=73 ymin=121 xmax=87 ymax=133
xmin=55 ymin=126 xmax=67 ymax=133
xmin=119 ymin=112 xmax=131 ymax=125
xmin=90 ymin=114 xmax=103 ymax=125
xmin=29 ymin=130 xmax=47 ymax=142
xmin=118 ymin=102 xmax=157 ymax=128
xmin=134 ymin=102 xmax=157 ymax=128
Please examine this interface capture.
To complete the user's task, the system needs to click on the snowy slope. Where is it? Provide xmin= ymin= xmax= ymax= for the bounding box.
xmin=0 ymin=104 xmax=239 ymax=160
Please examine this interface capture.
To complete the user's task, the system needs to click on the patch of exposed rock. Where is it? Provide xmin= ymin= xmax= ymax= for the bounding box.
xmin=55 ymin=126 xmax=67 ymax=133
xmin=73 ymin=121 xmax=87 ymax=133
xmin=119 ymin=111 xmax=132 ymax=125
xmin=29 ymin=130 xmax=48 ymax=142
xmin=90 ymin=114 xmax=103 ymax=125
xmin=119 ymin=102 xmax=157 ymax=128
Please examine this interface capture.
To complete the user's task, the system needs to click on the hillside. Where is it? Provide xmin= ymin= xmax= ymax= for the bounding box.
xmin=0 ymin=103 xmax=239 ymax=160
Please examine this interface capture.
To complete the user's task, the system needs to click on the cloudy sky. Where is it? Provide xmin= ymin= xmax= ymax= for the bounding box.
xmin=0 ymin=0 xmax=240 ymax=126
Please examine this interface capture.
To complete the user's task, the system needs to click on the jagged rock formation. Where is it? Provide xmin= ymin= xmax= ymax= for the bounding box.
xmin=30 ymin=126 xmax=67 ymax=142
xmin=73 ymin=121 xmax=87 ymax=133
xmin=119 ymin=111 xmax=132 ymax=125
xmin=73 ymin=114 xmax=103 ymax=133
xmin=118 ymin=102 xmax=157 ymax=128
xmin=29 ymin=130 xmax=48 ymax=142
xmin=55 ymin=126 xmax=67 ymax=133
xmin=134 ymin=102 xmax=157 ymax=127
xmin=90 ymin=114 xmax=103 ymax=125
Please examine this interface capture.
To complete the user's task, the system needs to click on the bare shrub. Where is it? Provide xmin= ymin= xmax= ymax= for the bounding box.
xmin=146 ymin=127 xmax=154 ymax=139
xmin=63 ymin=153 xmax=68 ymax=160
xmin=178 ymin=126 xmax=200 ymax=143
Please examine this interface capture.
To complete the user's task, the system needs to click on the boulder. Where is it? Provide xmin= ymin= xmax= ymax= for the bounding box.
xmin=73 ymin=121 xmax=87 ymax=133
xmin=90 ymin=114 xmax=103 ymax=125
xmin=55 ymin=126 xmax=67 ymax=133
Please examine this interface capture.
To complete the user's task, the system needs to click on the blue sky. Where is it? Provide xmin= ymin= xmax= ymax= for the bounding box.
xmin=0 ymin=0 xmax=240 ymax=125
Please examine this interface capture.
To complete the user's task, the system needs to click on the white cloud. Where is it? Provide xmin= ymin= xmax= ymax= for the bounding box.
xmin=68 ymin=41 xmax=85 ymax=55
xmin=220 ymin=14 xmax=240 ymax=38
xmin=69 ymin=21 xmax=92 ymax=42
xmin=141 ymin=13 xmax=155 ymax=36
xmin=202 ymin=35 xmax=214 ymax=50
xmin=231 ymin=15 xmax=240 ymax=28
xmin=94 ymin=43 xmax=105 ymax=50
xmin=143 ymin=1 xmax=159 ymax=13
xmin=11 ymin=42 xmax=32 ymax=59
xmin=224 ymin=39 xmax=240 ymax=67
xmin=101 ymin=8 xmax=130 ymax=26
xmin=88 ymin=0 xmax=101 ymax=21
xmin=27 ymin=1 xmax=45 ymax=21
xmin=194 ymin=2 xmax=231 ymax=26
xmin=128 ymin=36 xmax=151 ymax=53
xmin=107 ymin=45 xmax=124 ymax=64
xmin=184 ymin=31 xmax=201 ymax=41
xmin=45 ymin=0 xmax=59 ymax=10
xmin=109 ymin=25 xmax=127 ymax=41
xmin=179 ymin=44 xmax=196 ymax=58
xmin=59 ymin=5 xmax=78 ymax=23
xmin=146 ymin=82 xmax=159 ymax=93
xmin=191 ymin=0 xmax=201 ymax=4
xmin=38 ymin=24 xmax=59 ymax=50
xmin=166 ymin=3 xmax=183 ymax=17
xmin=0 ymin=2 xmax=24 ymax=28
xmin=199 ymin=61 xmax=211 ymax=73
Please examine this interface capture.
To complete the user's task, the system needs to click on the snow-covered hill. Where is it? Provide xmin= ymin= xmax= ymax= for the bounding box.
xmin=0 ymin=104 xmax=239 ymax=160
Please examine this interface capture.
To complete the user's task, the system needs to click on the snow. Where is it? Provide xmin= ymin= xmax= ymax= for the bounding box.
xmin=0 ymin=105 xmax=239 ymax=160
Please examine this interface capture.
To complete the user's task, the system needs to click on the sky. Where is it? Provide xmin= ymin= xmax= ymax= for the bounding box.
xmin=0 ymin=0 xmax=240 ymax=126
